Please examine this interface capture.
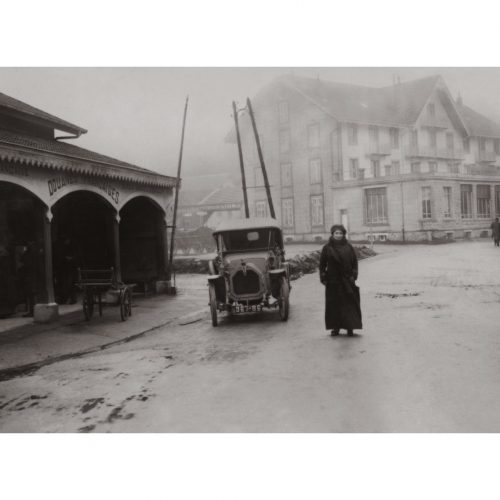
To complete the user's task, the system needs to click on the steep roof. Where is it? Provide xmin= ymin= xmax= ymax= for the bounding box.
xmin=0 ymin=128 xmax=176 ymax=188
xmin=199 ymin=185 xmax=242 ymax=206
xmin=0 ymin=91 xmax=87 ymax=135
xmin=282 ymin=74 xmax=442 ymax=127
xmin=457 ymin=103 xmax=500 ymax=138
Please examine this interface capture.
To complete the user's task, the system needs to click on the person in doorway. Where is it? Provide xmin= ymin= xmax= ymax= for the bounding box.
xmin=319 ymin=224 xmax=362 ymax=336
xmin=18 ymin=241 xmax=38 ymax=317
xmin=56 ymin=237 xmax=78 ymax=304
xmin=490 ymin=218 xmax=500 ymax=247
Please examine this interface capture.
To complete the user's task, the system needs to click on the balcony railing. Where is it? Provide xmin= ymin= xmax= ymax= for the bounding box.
xmin=407 ymin=145 xmax=464 ymax=160
xmin=365 ymin=143 xmax=392 ymax=156
xmin=475 ymin=150 xmax=497 ymax=163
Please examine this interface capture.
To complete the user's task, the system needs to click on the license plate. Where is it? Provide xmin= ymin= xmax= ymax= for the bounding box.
xmin=234 ymin=304 xmax=261 ymax=313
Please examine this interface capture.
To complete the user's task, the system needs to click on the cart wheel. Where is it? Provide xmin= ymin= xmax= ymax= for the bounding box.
xmin=208 ymin=284 xmax=218 ymax=327
xmin=279 ymin=278 xmax=290 ymax=321
xmin=83 ymin=290 xmax=94 ymax=321
xmin=120 ymin=288 xmax=132 ymax=321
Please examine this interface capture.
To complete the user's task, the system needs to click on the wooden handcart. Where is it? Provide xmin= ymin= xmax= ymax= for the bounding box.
xmin=77 ymin=267 xmax=133 ymax=322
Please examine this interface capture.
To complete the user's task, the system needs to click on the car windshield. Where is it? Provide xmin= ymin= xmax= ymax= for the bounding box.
xmin=219 ymin=228 xmax=279 ymax=252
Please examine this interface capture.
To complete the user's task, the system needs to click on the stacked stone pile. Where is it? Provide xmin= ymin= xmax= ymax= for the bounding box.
xmin=172 ymin=246 xmax=376 ymax=278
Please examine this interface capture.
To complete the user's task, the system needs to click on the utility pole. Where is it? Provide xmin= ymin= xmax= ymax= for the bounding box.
xmin=168 ymin=96 xmax=189 ymax=285
xmin=246 ymin=97 xmax=276 ymax=219
xmin=400 ymin=181 xmax=406 ymax=242
xmin=232 ymin=101 xmax=249 ymax=218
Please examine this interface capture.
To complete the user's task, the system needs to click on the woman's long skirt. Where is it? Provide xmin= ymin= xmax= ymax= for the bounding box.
xmin=324 ymin=282 xmax=362 ymax=330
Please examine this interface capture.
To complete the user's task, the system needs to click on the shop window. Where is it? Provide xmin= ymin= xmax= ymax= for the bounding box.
xmin=365 ymin=187 xmax=388 ymax=224
xmin=477 ymin=185 xmax=491 ymax=219
xmin=443 ymin=187 xmax=452 ymax=218
xmin=422 ymin=186 xmax=432 ymax=219
xmin=460 ymin=184 xmax=473 ymax=219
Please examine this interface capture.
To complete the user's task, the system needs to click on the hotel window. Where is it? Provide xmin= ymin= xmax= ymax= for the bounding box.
xmin=255 ymin=200 xmax=268 ymax=218
xmin=347 ymin=124 xmax=358 ymax=145
xmin=463 ymin=137 xmax=470 ymax=154
xmin=371 ymin=159 xmax=381 ymax=178
xmin=411 ymin=162 xmax=421 ymax=174
xmin=428 ymin=129 xmax=437 ymax=149
xmin=448 ymin=162 xmax=459 ymax=174
xmin=495 ymin=186 xmax=500 ymax=216
xmin=309 ymin=158 xmax=322 ymax=184
xmin=460 ymin=184 xmax=473 ymax=219
xmin=477 ymin=185 xmax=491 ymax=218
xmin=278 ymin=101 xmax=289 ymax=124
xmin=310 ymin=195 xmax=324 ymax=226
xmin=391 ymin=160 xmax=400 ymax=175
xmin=349 ymin=158 xmax=359 ymax=179
xmin=443 ymin=187 xmax=452 ymax=218
xmin=410 ymin=129 xmax=419 ymax=149
xmin=390 ymin=128 xmax=399 ymax=149
xmin=446 ymin=132 xmax=454 ymax=151
xmin=279 ymin=129 xmax=291 ymax=154
xmin=479 ymin=137 xmax=486 ymax=152
xmin=281 ymin=198 xmax=294 ymax=228
xmin=427 ymin=103 xmax=435 ymax=118
xmin=280 ymin=163 xmax=292 ymax=187
xmin=254 ymin=167 xmax=264 ymax=187
xmin=429 ymin=161 xmax=438 ymax=173
xmin=495 ymin=139 xmax=500 ymax=155
xmin=421 ymin=186 xmax=432 ymax=219
xmin=384 ymin=164 xmax=392 ymax=176
xmin=308 ymin=123 xmax=320 ymax=148
xmin=369 ymin=126 xmax=379 ymax=144
xmin=365 ymin=187 xmax=388 ymax=224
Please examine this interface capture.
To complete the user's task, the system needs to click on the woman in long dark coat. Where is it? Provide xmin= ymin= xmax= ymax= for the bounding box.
xmin=319 ymin=224 xmax=362 ymax=336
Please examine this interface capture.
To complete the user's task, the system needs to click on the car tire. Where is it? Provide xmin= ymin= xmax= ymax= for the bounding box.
xmin=208 ymin=284 xmax=218 ymax=327
xmin=279 ymin=277 xmax=289 ymax=321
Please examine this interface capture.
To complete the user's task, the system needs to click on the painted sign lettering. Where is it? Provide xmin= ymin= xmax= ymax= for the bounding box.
xmin=47 ymin=174 xmax=120 ymax=204
xmin=0 ymin=163 xmax=29 ymax=178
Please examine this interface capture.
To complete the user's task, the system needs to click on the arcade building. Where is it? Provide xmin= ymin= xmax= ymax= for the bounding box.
xmin=0 ymin=91 xmax=176 ymax=322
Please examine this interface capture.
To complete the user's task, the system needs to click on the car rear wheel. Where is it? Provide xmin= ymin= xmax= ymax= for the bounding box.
xmin=279 ymin=278 xmax=289 ymax=321
xmin=208 ymin=284 xmax=218 ymax=327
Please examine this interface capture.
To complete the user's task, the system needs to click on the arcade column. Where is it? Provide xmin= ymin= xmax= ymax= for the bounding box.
xmin=155 ymin=215 xmax=171 ymax=294
xmin=34 ymin=208 xmax=59 ymax=323
xmin=113 ymin=213 xmax=122 ymax=282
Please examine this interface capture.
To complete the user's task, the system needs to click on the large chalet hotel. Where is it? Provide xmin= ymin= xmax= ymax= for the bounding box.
xmin=233 ymin=74 xmax=500 ymax=242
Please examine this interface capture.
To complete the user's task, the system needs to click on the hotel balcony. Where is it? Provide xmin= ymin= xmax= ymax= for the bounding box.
xmin=475 ymin=150 xmax=497 ymax=163
xmin=406 ymin=145 xmax=464 ymax=160
xmin=364 ymin=143 xmax=392 ymax=157
xmin=468 ymin=164 xmax=500 ymax=176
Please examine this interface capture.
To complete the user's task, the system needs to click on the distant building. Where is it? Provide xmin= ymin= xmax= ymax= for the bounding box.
xmin=178 ymin=174 xmax=243 ymax=231
xmin=230 ymin=74 xmax=500 ymax=242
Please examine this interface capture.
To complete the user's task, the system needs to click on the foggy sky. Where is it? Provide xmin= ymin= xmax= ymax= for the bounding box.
xmin=2 ymin=67 xmax=500 ymax=179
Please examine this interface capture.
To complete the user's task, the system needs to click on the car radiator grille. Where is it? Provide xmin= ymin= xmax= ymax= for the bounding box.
xmin=232 ymin=270 xmax=260 ymax=295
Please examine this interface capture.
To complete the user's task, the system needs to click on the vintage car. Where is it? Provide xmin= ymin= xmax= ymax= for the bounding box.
xmin=207 ymin=217 xmax=290 ymax=326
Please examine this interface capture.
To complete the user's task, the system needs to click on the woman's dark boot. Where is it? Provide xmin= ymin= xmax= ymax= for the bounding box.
xmin=331 ymin=330 xmax=339 ymax=336
xmin=347 ymin=330 xmax=354 ymax=336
